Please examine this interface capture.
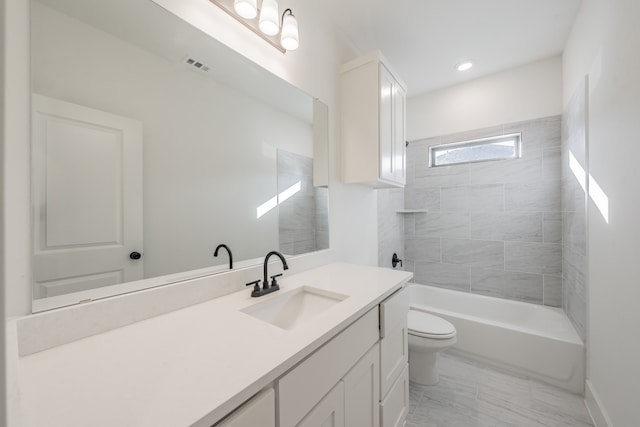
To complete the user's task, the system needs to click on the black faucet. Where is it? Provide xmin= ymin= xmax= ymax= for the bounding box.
xmin=213 ymin=244 xmax=233 ymax=270
xmin=263 ymin=250 xmax=289 ymax=288
xmin=246 ymin=250 xmax=289 ymax=297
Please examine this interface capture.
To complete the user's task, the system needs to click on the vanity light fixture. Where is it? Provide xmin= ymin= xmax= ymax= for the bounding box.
xmin=456 ymin=61 xmax=473 ymax=71
xmin=210 ymin=0 xmax=299 ymax=53
xmin=234 ymin=0 xmax=257 ymax=19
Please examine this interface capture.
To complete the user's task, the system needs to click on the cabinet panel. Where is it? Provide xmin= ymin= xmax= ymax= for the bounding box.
xmin=297 ymin=382 xmax=345 ymax=427
xmin=380 ymin=364 xmax=409 ymax=427
xmin=216 ymin=388 xmax=275 ymax=427
xmin=344 ymin=343 xmax=380 ymax=427
xmin=279 ymin=308 xmax=379 ymax=427
xmin=340 ymin=51 xmax=407 ymax=188
xmin=379 ymin=65 xmax=395 ymax=183
xmin=392 ymin=84 xmax=406 ymax=185
xmin=379 ymin=287 xmax=409 ymax=338
xmin=380 ymin=323 xmax=408 ymax=399
xmin=380 ymin=288 xmax=409 ymax=398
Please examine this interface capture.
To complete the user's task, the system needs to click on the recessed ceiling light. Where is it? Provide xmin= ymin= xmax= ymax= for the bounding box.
xmin=456 ymin=62 xmax=473 ymax=71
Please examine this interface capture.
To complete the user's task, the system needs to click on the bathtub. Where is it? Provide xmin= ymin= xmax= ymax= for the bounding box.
xmin=408 ymin=283 xmax=585 ymax=394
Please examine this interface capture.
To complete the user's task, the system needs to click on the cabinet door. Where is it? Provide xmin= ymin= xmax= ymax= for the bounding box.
xmin=380 ymin=364 xmax=409 ymax=427
xmin=217 ymin=388 xmax=275 ymax=427
xmin=379 ymin=64 xmax=395 ymax=183
xmin=344 ymin=344 xmax=380 ymax=427
xmin=392 ymin=84 xmax=406 ymax=185
xmin=379 ymin=288 xmax=409 ymax=398
xmin=298 ymin=382 xmax=345 ymax=427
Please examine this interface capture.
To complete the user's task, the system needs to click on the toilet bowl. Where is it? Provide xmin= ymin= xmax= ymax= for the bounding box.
xmin=408 ymin=309 xmax=457 ymax=385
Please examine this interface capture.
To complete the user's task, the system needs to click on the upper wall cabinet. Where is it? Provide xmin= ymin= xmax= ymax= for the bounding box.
xmin=341 ymin=51 xmax=407 ymax=188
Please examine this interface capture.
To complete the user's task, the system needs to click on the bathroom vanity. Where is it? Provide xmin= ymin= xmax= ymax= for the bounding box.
xmin=11 ymin=263 xmax=411 ymax=427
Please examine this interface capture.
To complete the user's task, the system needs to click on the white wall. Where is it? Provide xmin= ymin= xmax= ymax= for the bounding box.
xmin=407 ymin=56 xmax=563 ymax=140
xmin=563 ymin=0 xmax=640 ymax=425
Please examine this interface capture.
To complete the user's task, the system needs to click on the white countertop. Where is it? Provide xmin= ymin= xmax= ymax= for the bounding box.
xmin=15 ymin=263 xmax=412 ymax=427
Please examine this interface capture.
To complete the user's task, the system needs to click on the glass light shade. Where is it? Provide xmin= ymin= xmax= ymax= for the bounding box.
xmin=280 ymin=10 xmax=299 ymax=50
xmin=259 ymin=0 xmax=279 ymax=36
xmin=234 ymin=0 xmax=257 ymax=19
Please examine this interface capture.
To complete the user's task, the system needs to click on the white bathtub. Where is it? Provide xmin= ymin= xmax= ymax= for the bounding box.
xmin=408 ymin=284 xmax=585 ymax=394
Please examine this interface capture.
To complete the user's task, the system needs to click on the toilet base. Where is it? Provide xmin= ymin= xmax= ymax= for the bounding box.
xmin=409 ymin=350 xmax=440 ymax=385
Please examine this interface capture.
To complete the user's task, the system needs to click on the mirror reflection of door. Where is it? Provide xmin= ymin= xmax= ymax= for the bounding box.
xmin=32 ymin=94 xmax=143 ymax=299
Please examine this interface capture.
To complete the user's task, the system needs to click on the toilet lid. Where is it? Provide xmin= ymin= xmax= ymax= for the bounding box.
xmin=408 ymin=310 xmax=456 ymax=339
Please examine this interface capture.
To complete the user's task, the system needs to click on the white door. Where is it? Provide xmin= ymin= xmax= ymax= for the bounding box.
xmin=32 ymin=94 xmax=143 ymax=300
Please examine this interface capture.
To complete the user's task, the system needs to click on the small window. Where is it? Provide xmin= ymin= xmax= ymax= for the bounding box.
xmin=429 ymin=133 xmax=522 ymax=167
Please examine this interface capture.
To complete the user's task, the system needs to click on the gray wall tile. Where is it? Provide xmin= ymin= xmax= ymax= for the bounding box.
xmin=413 ymin=261 xmax=470 ymax=292
xmin=543 ymin=147 xmax=562 ymax=181
xmin=503 ymin=147 xmax=543 ymax=183
xmin=543 ymin=212 xmax=563 ymax=243
xmin=543 ymin=275 xmax=562 ymax=307
xmin=406 ymin=236 xmax=441 ymax=262
xmin=561 ymin=79 xmax=587 ymax=341
xmin=442 ymin=239 xmax=504 ymax=269
xmin=377 ymin=188 xmax=405 ymax=268
xmin=400 ymin=116 xmax=563 ymax=308
xmin=505 ymin=242 xmax=562 ymax=275
xmin=504 ymin=115 xmax=561 ymax=150
xmin=563 ymin=211 xmax=586 ymax=256
xmin=470 ymin=268 xmax=543 ymax=304
xmin=471 ymin=212 xmax=542 ymax=242
xmin=415 ymin=164 xmax=469 ymax=188
xmin=505 ymin=181 xmax=561 ymax=212
xmin=470 ymin=184 xmax=505 ymax=212
xmin=404 ymin=187 xmax=440 ymax=210
xmin=441 ymin=185 xmax=470 ymax=211
xmin=415 ymin=213 xmax=469 ymax=238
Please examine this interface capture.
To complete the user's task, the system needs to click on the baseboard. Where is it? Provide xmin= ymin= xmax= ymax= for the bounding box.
xmin=585 ymin=380 xmax=613 ymax=427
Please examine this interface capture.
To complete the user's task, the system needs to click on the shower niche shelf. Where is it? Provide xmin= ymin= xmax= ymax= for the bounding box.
xmin=396 ymin=209 xmax=428 ymax=214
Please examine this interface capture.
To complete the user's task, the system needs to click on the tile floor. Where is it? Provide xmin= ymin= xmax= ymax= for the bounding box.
xmin=406 ymin=352 xmax=594 ymax=427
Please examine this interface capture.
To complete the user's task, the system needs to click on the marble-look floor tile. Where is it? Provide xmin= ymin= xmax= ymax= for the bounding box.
xmin=407 ymin=352 xmax=593 ymax=427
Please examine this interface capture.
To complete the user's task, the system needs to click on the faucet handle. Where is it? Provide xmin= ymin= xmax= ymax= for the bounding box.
xmin=246 ymin=279 xmax=261 ymax=295
xmin=270 ymin=273 xmax=283 ymax=287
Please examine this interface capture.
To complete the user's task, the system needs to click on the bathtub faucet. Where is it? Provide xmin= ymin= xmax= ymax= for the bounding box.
xmin=392 ymin=253 xmax=403 ymax=268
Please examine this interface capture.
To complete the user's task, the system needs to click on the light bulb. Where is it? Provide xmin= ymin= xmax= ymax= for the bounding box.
xmin=280 ymin=9 xmax=299 ymax=50
xmin=234 ymin=0 xmax=257 ymax=19
xmin=259 ymin=0 xmax=279 ymax=36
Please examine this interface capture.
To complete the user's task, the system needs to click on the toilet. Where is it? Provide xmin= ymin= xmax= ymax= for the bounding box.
xmin=408 ymin=309 xmax=457 ymax=385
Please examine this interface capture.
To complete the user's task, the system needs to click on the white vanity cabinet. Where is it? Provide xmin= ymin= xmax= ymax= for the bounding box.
xmin=216 ymin=388 xmax=275 ymax=427
xmin=277 ymin=287 xmax=409 ymax=427
xmin=378 ymin=287 xmax=410 ymax=427
xmin=341 ymin=51 xmax=407 ymax=188
xmin=344 ymin=343 xmax=380 ymax=427
xmin=278 ymin=308 xmax=379 ymax=427
xmin=297 ymin=382 xmax=345 ymax=427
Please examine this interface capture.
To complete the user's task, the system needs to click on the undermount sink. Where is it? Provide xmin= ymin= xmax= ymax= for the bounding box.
xmin=241 ymin=286 xmax=348 ymax=330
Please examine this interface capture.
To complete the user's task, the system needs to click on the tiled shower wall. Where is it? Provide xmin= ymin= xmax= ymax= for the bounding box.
xmin=378 ymin=188 xmax=405 ymax=269
xmin=403 ymin=116 xmax=563 ymax=306
xmin=277 ymin=150 xmax=329 ymax=255
xmin=561 ymin=79 xmax=588 ymax=341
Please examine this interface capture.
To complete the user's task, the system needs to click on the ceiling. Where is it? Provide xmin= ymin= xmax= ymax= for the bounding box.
xmin=322 ymin=0 xmax=583 ymax=96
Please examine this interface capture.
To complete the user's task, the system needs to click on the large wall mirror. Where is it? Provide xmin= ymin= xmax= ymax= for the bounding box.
xmin=30 ymin=0 xmax=329 ymax=312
